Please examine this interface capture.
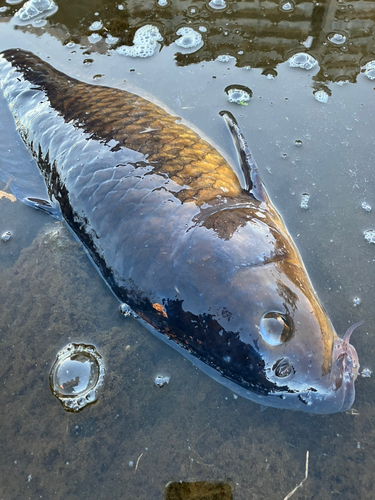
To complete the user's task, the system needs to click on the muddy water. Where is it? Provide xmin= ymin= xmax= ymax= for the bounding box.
xmin=1 ymin=1 xmax=375 ymax=499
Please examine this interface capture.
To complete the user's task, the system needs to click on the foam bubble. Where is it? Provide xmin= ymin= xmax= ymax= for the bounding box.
xmin=208 ymin=0 xmax=227 ymax=10
xmin=279 ymin=0 xmax=295 ymax=12
xmin=175 ymin=27 xmax=202 ymax=49
xmin=327 ymin=32 xmax=346 ymax=45
xmin=105 ymin=34 xmax=119 ymax=45
xmin=300 ymin=193 xmax=310 ymax=209
xmin=362 ymin=202 xmax=372 ymax=212
xmin=362 ymin=61 xmax=375 ymax=81
xmin=116 ymin=25 xmax=163 ymax=58
xmin=1 ymin=231 xmax=12 ymax=242
xmin=158 ymin=0 xmax=168 ymax=5
xmin=88 ymin=33 xmax=102 ymax=44
xmin=225 ymin=85 xmax=252 ymax=105
xmin=288 ymin=52 xmax=318 ymax=70
xmin=14 ymin=0 xmax=57 ymax=23
xmin=49 ymin=343 xmax=105 ymax=412
xmin=89 ymin=20 xmax=103 ymax=31
xmin=314 ymin=90 xmax=329 ymax=103
xmin=154 ymin=375 xmax=170 ymax=387
xmin=353 ymin=297 xmax=361 ymax=307
xmin=216 ymin=54 xmax=234 ymax=63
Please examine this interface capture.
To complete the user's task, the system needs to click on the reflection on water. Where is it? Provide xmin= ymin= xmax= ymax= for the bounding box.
xmin=1 ymin=0 xmax=375 ymax=85
xmin=0 ymin=0 xmax=375 ymax=499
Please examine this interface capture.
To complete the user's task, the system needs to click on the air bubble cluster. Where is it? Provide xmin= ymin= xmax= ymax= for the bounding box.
xmin=288 ymin=52 xmax=318 ymax=70
xmin=175 ymin=27 xmax=202 ymax=49
xmin=49 ymin=343 xmax=105 ymax=412
xmin=116 ymin=25 xmax=163 ymax=58
xmin=362 ymin=202 xmax=372 ymax=212
xmin=364 ymin=229 xmax=375 ymax=243
xmin=353 ymin=297 xmax=361 ymax=307
xmin=216 ymin=55 xmax=233 ymax=63
xmin=362 ymin=61 xmax=375 ymax=81
xmin=14 ymin=0 xmax=57 ymax=23
xmin=89 ymin=21 xmax=103 ymax=31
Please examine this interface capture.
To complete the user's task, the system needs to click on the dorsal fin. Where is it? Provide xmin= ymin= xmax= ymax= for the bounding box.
xmin=220 ymin=110 xmax=268 ymax=203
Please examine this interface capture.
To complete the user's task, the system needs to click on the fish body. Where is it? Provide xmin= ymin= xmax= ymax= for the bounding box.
xmin=0 ymin=49 xmax=360 ymax=413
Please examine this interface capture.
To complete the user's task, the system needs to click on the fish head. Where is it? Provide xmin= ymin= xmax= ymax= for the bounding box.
xmin=229 ymin=259 xmax=361 ymax=414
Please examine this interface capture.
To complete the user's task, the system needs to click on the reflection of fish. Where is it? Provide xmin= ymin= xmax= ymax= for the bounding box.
xmin=0 ymin=49 xmax=361 ymax=413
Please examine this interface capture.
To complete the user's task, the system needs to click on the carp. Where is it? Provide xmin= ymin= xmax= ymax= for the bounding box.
xmin=0 ymin=49 xmax=361 ymax=413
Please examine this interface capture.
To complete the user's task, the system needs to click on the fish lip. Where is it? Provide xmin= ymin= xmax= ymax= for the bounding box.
xmin=332 ymin=339 xmax=359 ymax=412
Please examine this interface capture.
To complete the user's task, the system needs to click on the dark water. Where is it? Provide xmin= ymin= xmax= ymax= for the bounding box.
xmin=1 ymin=1 xmax=375 ymax=499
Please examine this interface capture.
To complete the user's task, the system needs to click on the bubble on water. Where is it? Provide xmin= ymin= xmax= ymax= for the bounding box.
xmin=158 ymin=0 xmax=168 ymax=6
xmin=1 ymin=231 xmax=12 ymax=242
xmin=6 ymin=0 xmax=24 ymax=4
xmin=50 ymin=343 xmax=105 ymax=412
xmin=361 ymin=368 xmax=372 ymax=378
xmin=362 ymin=202 xmax=372 ymax=212
xmin=279 ymin=0 xmax=295 ymax=12
xmin=154 ymin=375 xmax=170 ymax=387
xmin=364 ymin=229 xmax=375 ymax=243
xmin=89 ymin=20 xmax=103 ymax=31
xmin=327 ymin=32 xmax=346 ymax=45
xmin=225 ymin=84 xmax=252 ymax=105
xmin=199 ymin=26 xmax=207 ymax=32
xmin=105 ymin=34 xmax=119 ymax=45
xmin=362 ymin=61 xmax=375 ymax=81
xmin=262 ymin=68 xmax=278 ymax=79
xmin=295 ymin=139 xmax=302 ymax=147
xmin=288 ymin=52 xmax=318 ymax=70
xmin=314 ymin=90 xmax=329 ymax=103
xmin=0 ymin=6 xmax=8 ymax=11
xmin=208 ymin=0 xmax=227 ymax=10
xmin=88 ymin=33 xmax=102 ymax=44
xmin=175 ymin=27 xmax=202 ymax=49
xmin=128 ymin=461 xmax=134 ymax=467
xmin=216 ymin=54 xmax=233 ymax=63
xmin=116 ymin=25 xmax=163 ymax=58
xmin=300 ymin=193 xmax=310 ymax=209
xmin=353 ymin=297 xmax=361 ymax=307
xmin=14 ymin=0 xmax=57 ymax=23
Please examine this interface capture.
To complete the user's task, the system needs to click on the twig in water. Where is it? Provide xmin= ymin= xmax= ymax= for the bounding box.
xmin=134 ymin=452 xmax=143 ymax=474
xmin=283 ymin=451 xmax=309 ymax=500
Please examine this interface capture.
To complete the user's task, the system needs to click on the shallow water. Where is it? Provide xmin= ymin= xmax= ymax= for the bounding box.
xmin=1 ymin=1 xmax=375 ymax=499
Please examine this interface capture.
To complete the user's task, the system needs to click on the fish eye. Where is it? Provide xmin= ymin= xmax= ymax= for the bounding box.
xmin=259 ymin=312 xmax=293 ymax=346
xmin=273 ymin=358 xmax=293 ymax=378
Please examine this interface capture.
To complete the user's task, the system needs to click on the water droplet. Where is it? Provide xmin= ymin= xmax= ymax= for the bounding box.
xmin=1 ymin=231 xmax=12 ymax=241
xmin=50 ymin=343 xmax=105 ymax=412
xmin=300 ymin=193 xmax=310 ymax=209
xmin=295 ymin=139 xmax=302 ymax=147
xmin=362 ymin=61 xmax=375 ymax=81
xmin=327 ymin=32 xmax=347 ymax=45
xmin=364 ymin=229 xmax=375 ymax=243
xmin=154 ymin=375 xmax=170 ymax=387
xmin=279 ymin=0 xmax=295 ymax=12
xmin=288 ymin=52 xmax=318 ymax=70
xmin=314 ymin=90 xmax=329 ymax=103
xmin=353 ymin=297 xmax=361 ymax=307
xmin=175 ymin=27 xmax=202 ymax=50
xmin=361 ymin=202 xmax=372 ymax=212
xmin=225 ymin=84 xmax=252 ymax=105
xmin=208 ymin=0 xmax=227 ymax=10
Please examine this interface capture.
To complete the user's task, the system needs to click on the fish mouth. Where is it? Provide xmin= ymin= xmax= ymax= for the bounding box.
xmin=331 ymin=322 xmax=362 ymax=412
